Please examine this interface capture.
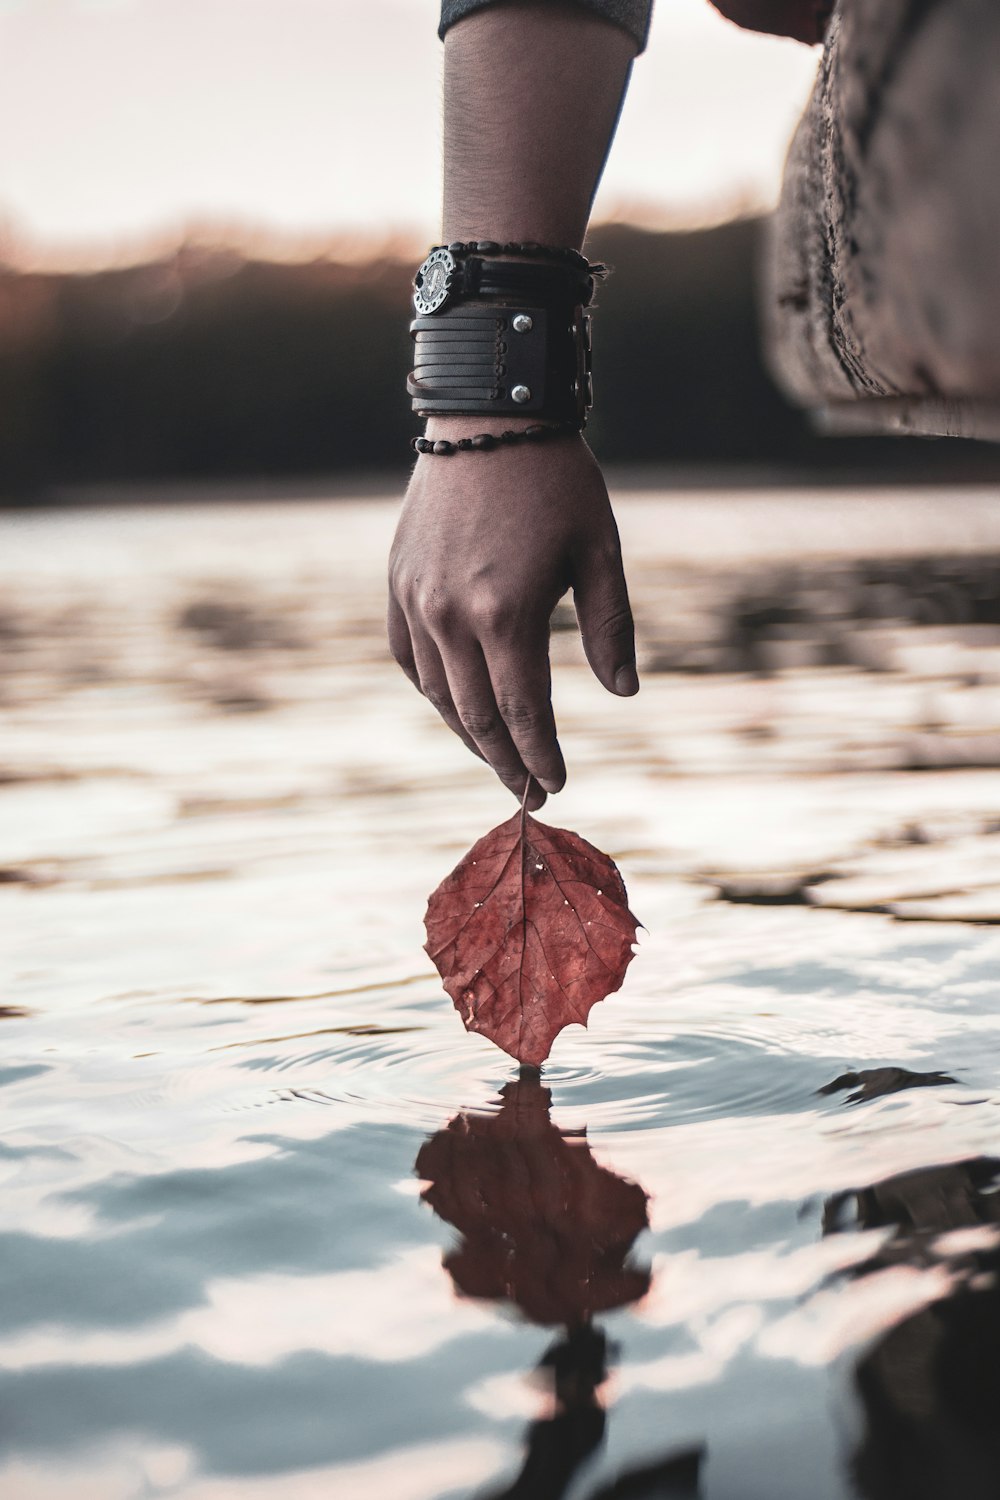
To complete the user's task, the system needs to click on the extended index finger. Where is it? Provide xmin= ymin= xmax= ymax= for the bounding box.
xmin=481 ymin=621 xmax=565 ymax=795
xmin=437 ymin=634 xmax=548 ymax=810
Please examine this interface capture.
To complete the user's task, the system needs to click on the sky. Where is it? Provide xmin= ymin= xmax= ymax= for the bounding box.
xmin=0 ymin=0 xmax=821 ymax=268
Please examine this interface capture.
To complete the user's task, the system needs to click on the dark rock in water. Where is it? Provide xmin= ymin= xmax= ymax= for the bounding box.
xmin=823 ymin=1156 xmax=1000 ymax=1255
xmin=902 ymin=732 xmax=1000 ymax=773
xmin=639 ymin=552 xmax=1000 ymax=682
xmin=708 ymin=870 xmax=839 ymax=906
xmin=818 ymin=1066 xmax=957 ymax=1105
xmin=176 ymin=598 xmax=300 ymax=652
xmin=822 ymin=1159 xmax=1000 ymax=1500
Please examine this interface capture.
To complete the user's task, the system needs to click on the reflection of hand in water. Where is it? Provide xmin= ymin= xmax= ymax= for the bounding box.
xmin=416 ymin=1072 xmax=703 ymax=1499
xmin=481 ymin=1324 xmax=608 ymax=1500
xmin=824 ymin=1156 xmax=1000 ymax=1500
xmin=416 ymin=1069 xmax=650 ymax=1328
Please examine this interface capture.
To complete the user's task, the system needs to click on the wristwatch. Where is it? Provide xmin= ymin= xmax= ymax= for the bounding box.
xmin=412 ymin=246 xmax=595 ymax=318
xmin=408 ymin=242 xmax=599 ymax=429
xmin=413 ymin=248 xmax=457 ymax=316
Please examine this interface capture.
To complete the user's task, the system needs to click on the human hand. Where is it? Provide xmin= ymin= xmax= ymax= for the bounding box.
xmin=387 ymin=428 xmax=638 ymax=811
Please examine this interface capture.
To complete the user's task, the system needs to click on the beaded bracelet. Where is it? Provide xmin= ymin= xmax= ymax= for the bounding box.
xmin=411 ymin=421 xmax=578 ymax=456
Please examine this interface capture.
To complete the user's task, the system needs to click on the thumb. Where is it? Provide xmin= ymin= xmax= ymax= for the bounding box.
xmin=573 ymin=542 xmax=639 ymax=697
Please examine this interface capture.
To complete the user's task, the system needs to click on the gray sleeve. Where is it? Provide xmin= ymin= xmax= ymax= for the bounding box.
xmin=439 ymin=0 xmax=653 ymax=53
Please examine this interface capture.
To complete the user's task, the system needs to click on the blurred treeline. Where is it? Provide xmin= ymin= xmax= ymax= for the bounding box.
xmin=3 ymin=217 xmax=1000 ymax=501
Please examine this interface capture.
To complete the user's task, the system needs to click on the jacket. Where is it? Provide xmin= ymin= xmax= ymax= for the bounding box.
xmin=438 ymin=0 xmax=833 ymax=50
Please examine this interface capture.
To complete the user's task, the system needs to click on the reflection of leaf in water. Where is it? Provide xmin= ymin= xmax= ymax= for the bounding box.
xmin=424 ymin=804 xmax=640 ymax=1066
xmin=418 ymin=1080 xmax=682 ymax=1499
xmin=415 ymin=1074 xmax=649 ymax=1327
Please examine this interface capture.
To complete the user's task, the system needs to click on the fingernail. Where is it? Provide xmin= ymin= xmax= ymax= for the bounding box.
xmin=615 ymin=664 xmax=640 ymax=696
xmin=538 ymin=775 xmax=563 ymax=795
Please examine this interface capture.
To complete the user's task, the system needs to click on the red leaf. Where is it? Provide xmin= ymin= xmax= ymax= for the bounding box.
xmin=424 ymin=805 xmax=640 ymax=1066
xmin=416 ymin=1075 xmax=650 ymax=1326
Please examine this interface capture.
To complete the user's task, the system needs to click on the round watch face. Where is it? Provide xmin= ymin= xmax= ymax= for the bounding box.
xmin=413 ymin=248 xmax=456 ymax=315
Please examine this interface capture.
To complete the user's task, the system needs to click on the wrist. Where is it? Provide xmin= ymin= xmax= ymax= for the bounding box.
xmin=407 ymin=244 xmax=599 ymax=440
xmin=424 ymin=414 xmax=541 ymax=438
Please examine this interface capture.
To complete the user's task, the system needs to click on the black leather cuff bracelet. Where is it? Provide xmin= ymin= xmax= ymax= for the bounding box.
xmin=407 ymin=304 xmax=593 ymax=426
xmin=413 ymin=245 xmax=601 ymax=317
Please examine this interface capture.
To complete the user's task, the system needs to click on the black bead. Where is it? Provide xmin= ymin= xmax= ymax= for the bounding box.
xmin=476 ymin=240 xmax=499 ymax=254
xmin=409 ymin=420 xmax=581 ymax=456
xmin=447 ymin=241 xmax=465 ymax=254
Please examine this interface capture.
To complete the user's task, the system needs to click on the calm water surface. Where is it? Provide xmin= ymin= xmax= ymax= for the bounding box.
xmin=4 ymin=490 xmax=1000 ymax=1499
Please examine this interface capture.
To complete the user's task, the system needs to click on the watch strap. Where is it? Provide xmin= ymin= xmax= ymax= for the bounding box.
xmin=462 ymin=256 xmax=595 ymax=307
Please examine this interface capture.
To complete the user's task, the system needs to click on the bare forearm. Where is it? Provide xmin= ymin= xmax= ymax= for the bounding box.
xmin=442 ymin=1 xmax=639 ymax=248
xmin=428 ymin=3 xmax=638 ymax=438
xmin=391 ymin=4 xmax=640 ymax=807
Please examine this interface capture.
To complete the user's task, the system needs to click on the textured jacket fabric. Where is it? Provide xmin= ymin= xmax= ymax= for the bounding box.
xmin=438 ymin=0 xmax=834 ymax=50
xmin=709 ymin=0 xmax=832 ymax=43
xmin=767 ymin=0 xmax=1000 ymax=409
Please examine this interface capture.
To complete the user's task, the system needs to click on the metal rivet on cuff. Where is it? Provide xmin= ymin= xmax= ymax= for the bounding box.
xmin=511 ymin=384 xmax=531 ymax=403
xmin=511 ymin=314 xmax=533 ymax=334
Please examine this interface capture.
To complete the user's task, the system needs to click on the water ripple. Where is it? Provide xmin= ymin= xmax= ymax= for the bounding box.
xmin=228 ymin=1015 xmax=843 ymax=1136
